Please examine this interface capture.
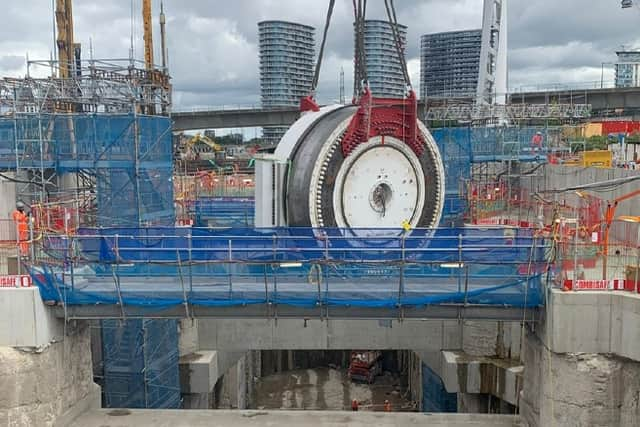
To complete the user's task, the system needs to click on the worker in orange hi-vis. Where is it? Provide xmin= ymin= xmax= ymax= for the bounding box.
xmin=384 ymin=399 xmax=392 ymax=412
xmin=12 ymin=201 xmax=29 ymax=257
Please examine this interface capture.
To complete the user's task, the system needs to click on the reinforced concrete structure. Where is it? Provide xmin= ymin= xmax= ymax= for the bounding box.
xmin=359 ymin=20 xmax=408 ymax=98
xmin=258 ymin=20 xmax=315 ymax=145
xmin=477 ymin=0 xmax=508 ymax=104
xmin=420 ymin=30 xmax=482 ymax=100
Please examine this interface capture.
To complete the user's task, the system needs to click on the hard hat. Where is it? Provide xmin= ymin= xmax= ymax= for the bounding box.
xmin=16 ymin=201 xmax=25 ymax=209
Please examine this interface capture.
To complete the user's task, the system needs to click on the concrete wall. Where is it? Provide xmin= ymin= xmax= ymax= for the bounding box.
xmin=215 ymin=351 xmax=260 ymax=410
xmin=0 ymin=288 xmax=100 ymax=425
xmin=521 ymin=329 xmax=640 ymax=427
xmin=0 ymin=322 xmax=100 ymax=426
xmin=521 ymin=289 xmax=640 ymax=426
xmin=522 ymin=165 xmax=640 ymax=219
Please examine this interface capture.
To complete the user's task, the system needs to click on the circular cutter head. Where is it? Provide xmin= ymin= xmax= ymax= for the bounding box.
xmin=277 ymin=105 xmax=445 ymax=229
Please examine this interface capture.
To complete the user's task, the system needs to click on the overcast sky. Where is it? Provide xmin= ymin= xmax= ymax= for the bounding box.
xmin=1 ymin=0 xmax=640 ymax=110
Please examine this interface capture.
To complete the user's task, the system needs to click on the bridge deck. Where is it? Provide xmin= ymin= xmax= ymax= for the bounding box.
xmin=48 ymin=274 xmax=540 ymax=320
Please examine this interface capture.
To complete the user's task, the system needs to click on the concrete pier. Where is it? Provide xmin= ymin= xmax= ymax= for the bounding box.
xmin=0 ymin=289 xmax=99 ymax=426
xmin=520 ymin=289 xmax=640 ymax=426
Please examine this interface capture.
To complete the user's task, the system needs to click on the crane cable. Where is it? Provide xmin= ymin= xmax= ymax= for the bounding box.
xmin=311 ymin=0 xmax=337 ymax=95
xmin=383 ymin=0 xmax=411 ymax=90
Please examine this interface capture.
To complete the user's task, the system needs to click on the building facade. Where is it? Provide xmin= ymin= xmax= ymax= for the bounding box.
xmin=420 ymin=29 xmax=482 ymax=100
xmin=615 ymin=51 xmax=640 ymax=88
xmin=258 ymin=20 xmax=315 ymax=145
xmin=358 ymin=20 xmax=408 ymax=98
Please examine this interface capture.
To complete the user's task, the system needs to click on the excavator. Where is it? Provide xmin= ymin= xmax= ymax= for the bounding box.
xmin=182 ymin=133 xmax=224 ymax=161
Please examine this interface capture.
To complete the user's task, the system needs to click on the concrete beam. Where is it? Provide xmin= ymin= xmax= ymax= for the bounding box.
xmin=53 ymin=304 xmax=540 ymax=322
xmin=198 ymin=319 xmax=463 ymax=351
xmin=438 ymin=351 xmax=523 ymax=406
xmin=69 ymin=409 xmax=522 ymax=427
xmin=179 ymin=350 xmax=247 ymax=394
xmin=197 ymin=318 xmax=527 ymax=351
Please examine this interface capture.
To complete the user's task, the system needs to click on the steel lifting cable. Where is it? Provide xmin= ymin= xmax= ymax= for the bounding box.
xmin=383 ymin=0 xmax=411 ymax=90
xmin=312 ymin=0 xmax=337 ymax=95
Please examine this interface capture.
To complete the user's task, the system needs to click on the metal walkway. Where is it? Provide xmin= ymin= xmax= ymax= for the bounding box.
xmin=31 ymin=226 xmax=547 ymax=321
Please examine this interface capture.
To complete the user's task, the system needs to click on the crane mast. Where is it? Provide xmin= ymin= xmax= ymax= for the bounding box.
xmin=55 ymin=0 xmax=75 ymax=78
xmin=142 ymin=0 xmax=154 ymax=70
xmin=160 ymin=1 xmax=167 ymax=72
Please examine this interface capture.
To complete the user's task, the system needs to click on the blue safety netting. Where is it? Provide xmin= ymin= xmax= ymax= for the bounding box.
xmin=189 ymin=197 xmax=254 ymax=227
xmin=422 ymin=363 xmax=457 ymax=412
xmin=31 ymin=226 xmax=547 ymax=311
xmin=102 ymin=319 xmax=181 ymax=409
xmin=431 ymin=126 xmax=552 ymax=224
xmin=0 ymin=113 xmax=174 ymax=227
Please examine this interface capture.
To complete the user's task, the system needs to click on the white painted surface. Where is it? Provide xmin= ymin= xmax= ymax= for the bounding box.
xmin=333 ymin=138 xmax=424 ymax=229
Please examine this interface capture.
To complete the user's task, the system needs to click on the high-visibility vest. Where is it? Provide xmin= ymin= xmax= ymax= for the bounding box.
xmin=12 ymin=210 xmax=28 ymax=237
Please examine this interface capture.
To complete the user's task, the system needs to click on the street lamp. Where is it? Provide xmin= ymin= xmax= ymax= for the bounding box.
xmin=617 ymin=215 xmax=640 ymax=293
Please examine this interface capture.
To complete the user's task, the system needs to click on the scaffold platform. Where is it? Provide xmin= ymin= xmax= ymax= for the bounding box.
xmin=29 ymin=226 xmax=547 ymax=320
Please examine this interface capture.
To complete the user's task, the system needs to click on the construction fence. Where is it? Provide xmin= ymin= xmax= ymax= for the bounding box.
xmin=462 ymin=167 xmax=640 ymax=292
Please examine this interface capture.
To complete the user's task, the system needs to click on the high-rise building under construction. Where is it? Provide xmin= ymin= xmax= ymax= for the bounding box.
xmin=420 ymin=30 xmax=482 ymax=100
xmin=258 ymin=20 xmax=315 ymax=145
xmin=358 ymin=20 xmax=407 ymax=98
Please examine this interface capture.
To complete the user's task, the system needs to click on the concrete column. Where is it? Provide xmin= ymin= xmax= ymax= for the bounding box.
xmin=520 ymin=329 xmax=640 ymax=427
xmin=458 ymin=393 xmax=487 ymax=413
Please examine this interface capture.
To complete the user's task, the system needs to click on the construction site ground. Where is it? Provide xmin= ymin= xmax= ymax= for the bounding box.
xmin=253 ymin=367 xmax=412 ymax=412
xmin=69 ymin=409 xmax=521 ymax=427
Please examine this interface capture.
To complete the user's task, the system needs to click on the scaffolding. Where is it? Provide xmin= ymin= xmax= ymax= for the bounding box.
xmin=0 ymin=59 xmax=174 ymax=227
xmin=432 ymin=125 xmax=560 ymax=225
xmin=0 ymin=59 xmax=171 ymax=115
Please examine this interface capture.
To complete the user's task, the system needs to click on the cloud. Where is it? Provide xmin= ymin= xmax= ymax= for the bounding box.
xmin=1 ymin=0 xmax=639 ymax=106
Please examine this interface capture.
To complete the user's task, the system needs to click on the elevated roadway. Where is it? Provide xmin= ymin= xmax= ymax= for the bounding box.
xmin=509 ymin=86 xmax=640 ymax=116
xmin=172 ymin=104 xmax=427 ymax=131
xmin=173 ymin=87 xmax=640 ymax=131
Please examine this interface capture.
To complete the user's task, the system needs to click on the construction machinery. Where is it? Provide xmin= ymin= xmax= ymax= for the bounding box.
xmin=348 ymin=351 xmax=382 ymax=384
xmin=143 ymin=0 xmax=154 ymax=71
xmin=182 ymin=133 xmax=224 ymax=161
xmin=255 ymin=0 xmax=445 ymax=229
xmin=55 ymin=0 xmax=77 ymax=79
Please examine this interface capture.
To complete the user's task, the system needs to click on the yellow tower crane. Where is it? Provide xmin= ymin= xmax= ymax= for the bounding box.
xmin=55 ymin=0 xmax=75 ymax=78
xmin=142 ymin=0 xmax=154 ymax=71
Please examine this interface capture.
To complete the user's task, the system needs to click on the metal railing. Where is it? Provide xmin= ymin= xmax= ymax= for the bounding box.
xmin=29 ymin=227 xmax=548 ymax=321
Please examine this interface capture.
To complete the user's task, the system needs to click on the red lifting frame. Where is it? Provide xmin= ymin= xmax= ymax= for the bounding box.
xmin=340 ymin=88 xmax=424 ymax=158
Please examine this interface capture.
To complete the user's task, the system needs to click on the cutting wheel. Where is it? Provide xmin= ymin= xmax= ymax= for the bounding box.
xmin=278 ymin=105 xmax=444 ymax=229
